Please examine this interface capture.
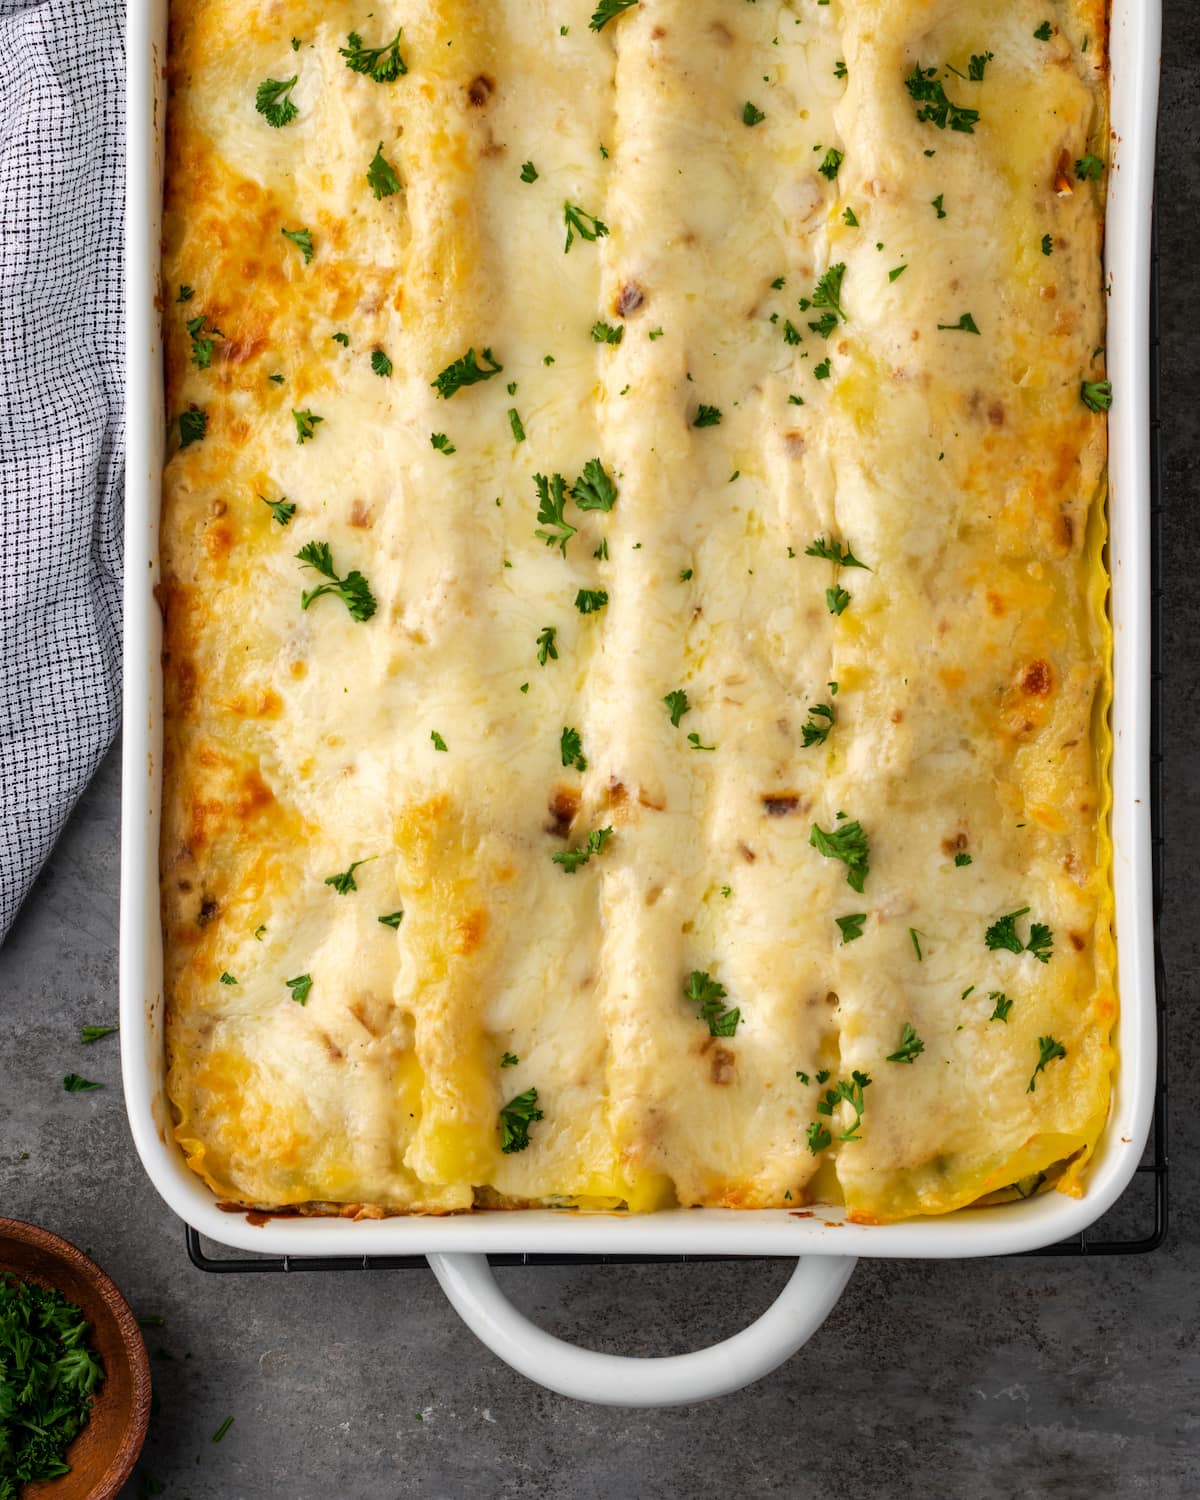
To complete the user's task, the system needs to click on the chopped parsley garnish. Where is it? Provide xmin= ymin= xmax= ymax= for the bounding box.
xmin=909 ymin=928 xmax=923 ymax=961
xmin=1028 ymin=1036 xmax=1066 ymax=1092
xmin=178 ymin=408 xmax=207 ymax=447
xmin=805 ymin=536 xmax=868 ymax=568
xmin=816 ymin=1070 xmax=871 ymax=1141
xmin=296 ymin=541 xmax=377 ymax=621
xmin=589 ymin=0 xmax=638 ymax=30
xmin=563 ymin=202 xmax=609 ymax=252
xmin=834 ymin=60 xmax=848 ymax=79
xmin=536 ymin=625 xmax=558 ymax=664
xmin=574 ymin=588 xmax=608 ymax=614
xmin=679 ymin=567 xmax=693 ymax=582
xmin=379 ymin=910 xmax=404 ymax=929
xmin=281 ymin=226 xmax=314 ymax=262
xmin=810 ymin=820 xmax=869 ymax=893
xmin=219 ymin=972 xmax=237 ymax=985
xmin=430 ymin=730 xmax=448 ymax=752
xmin=826 ymin=585 xmax=851 ymax=615
xmin=293 ymin=408 xmax=323 ymax=443
xmin=254 ymin=925 xmax=267 ymax=940
xmin=371 ymin=348 xmax=393 ymax=377
xmin=331 ymin=331 xmax=350 ymax=347
xmin=177 ymin=284 xmax=194 ymax=302
xmin=806 ymin=1121 xmax=833 ymax=1155
xmin=649 ymin=326 xmax=664 ymax=340
xmin=560 ymin=726 xmax=587 ymax=771
xmin=432 ymin=346 xmax=503 ymax=398
xmin=533 ymin=472 xmax=576 ymax=553
xmin=771 ymin=275 xmax=786 ymax=290
xmin=888 ymin=265 xmax=907 ymax=283
xmin=499 ymin=1088 xmax=543 ymax=1153
xmin=285 ymin=974 xmax=312 ymax=1005
xmin=886 ymin=1022 xmax=924 ymax=1064
xmin=1075 ymin=154 xmax=1104 ymax=180
xmin=255 ymin=75 xmax=299 ymax=128
xmin=1042 ymin=233 xmax=1054 ymax=256
xmin=212 ymin=1416 xmax=235 ymax=1444
xmin=687 ymin=732 xmax=715 ymax=751
xmin=816 ymin=1068 xmax=831 ymax=1084
xmin=81 ymin=1025 xmax=118 ymax=1044
xmin=324 ymin=858 xmax=374 ymax=894
xmin=932 ymin=193 xmax=947 ymax=218
xmin=804 ymin=262 xmax=848 ymax=324
xmin=573 ymin=458 xmax=618 ymax=511
xmin=594 ymin=539 xmax=609 ymax=560
xmin=663 ymin=689 xmax=691 ymax=727
xmin=968 ymin=51 xmax=993 ymax=80
xmin=591 ymin=320 xmax=624 ymax=346
xmin=693 ymin=404 xmax=722 ymax=427
xmin=843 ymin=206 xmax=859 ymax=226
xmin=186 ymin=313 xmax=222 ymax=369
xmin=268 ymin=373 xmax=284 ymax=384
xmin=818 ymin=147 xmax=843 ymax=180
xmin=743 ymin=101 xmax=766 ymax=127
xmin=367 ymin=142 xmax=402 ymax=199
xmin=937 ymin=312 xmax=980 ymax=334
xmin=814 ymin=358 xmax=832 ymax=379
xmin=260 ymin=494 xmax=295 ymax=526
xmin=905 ymin=64 xmax=980 ymax=133
xmin=989 ymin=992 xmax=1013 ymax=1023
xmin=508 ymin=408 xmax=526 ymax=442
xmin=836 ymin=913 xmax=866 ymax=944
xmin=520 ymin=161 xmax=538 ymax=182
xmin=1033 ymin=20 xmax=1053 ymax=41
xmin=1081 ymin=379 xmax=1113 ymax=412
xmin=954 ymin=851 xmax=973 ymax=867
xmin=0 ymin=1273 xmax=105 ymax=1488
xmin=785 ymin=318 xmax=807 ymax=343
xmin=552 ymin=826 xmax=614 ymax=873
xmin=801 ymin=702 xmax=834 ymax=747
xmin=339 ymin=26 xmax=407 ymax=81
xmin=985 ymin=908 xmax=1053 ymax=962
xmin=63 ymin=1074 xmax=102 ymax=1092
xmin=430 ymin=432 xmax=456 ymax=454
xmin=684 ymin=970 xmax=740 ymax=1037
xmin=500 ymin=1052 xmax=519 ymax=1068
xmin=1026 ymin=923 xmax=1054 ymax=964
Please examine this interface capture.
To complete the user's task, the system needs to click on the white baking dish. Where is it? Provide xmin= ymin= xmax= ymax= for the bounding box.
xmin=120 ymin=0 xmax=1161 ymax=1406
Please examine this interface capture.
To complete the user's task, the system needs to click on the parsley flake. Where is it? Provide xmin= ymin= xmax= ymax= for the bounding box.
xmin=281 ymin=226 xmax=314 ymax=262
xmin=285 ymin=974 xmax=312 ymax=1005
xmin=366 ymin=142 xmax=402 ymax=199
xmin=563 ymin=202 xmax=609 ymax=252
xmin=552 ymin=826 xmax=614 ymax=873
xmin=255 ymin=75 xmax=299 ymax=128
xmin=684 ymin=970 xmax=740 ymax=1037
xmin=499 ymin=1088 xmax=543 ymax=1152
xmin=340 ymin=27 xmax=407 ymax=81
xmin=886 ymin=1022 xmax=925 ymax=1064
xmin=432 ymin=347 xmax=503 ymax=399
xmin=296 ymin=541 xmax=377 ymax=621
xmin=810 ymin=820 xmax=870 ymax=893
xmin=836 ymin=913 xmax=866 ymax=944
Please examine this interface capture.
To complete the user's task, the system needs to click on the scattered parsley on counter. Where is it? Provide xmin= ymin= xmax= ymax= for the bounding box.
xmin=552 ymin=826 xmax=614 ymax=873
xmin=1081 ymin=379 xmax=1113 ymax=412
xmin=663 ymin=689 xmax=691 ymax=727
xmin=589 ymin=0 xmax=638 ymax=32
xmin=574 ymin=588 xmax=608 ymax=614
xmin=810 ymin=820 xmax=870 ymax=893
xmin=989 ymin=992 xmax=1013 ymax=1023
xmin=285 ymin=974 xmax=312 ymax=1005
xmin=836 ymin=913 xmax=866 ymax=944
xmin=296 ymin=541 xmax=377 ymax=621
xmin=80 ymin=1025 xmax=118 ymax=1044
xmin=293 ymin=408 xmax=323 ymax=443
xmin=260 ymin=494 xmax=295 ymax=526
xmin=499 ymin=1088 xmax=543 ymax=1152
xmin=62 ymin=1074 xmax=102 ymax=1092
xmin=379 ymin=910 xmax=404 ymax=929
xmin=178 ymin=408 xmax=207 ymax=448
xmin=281 ymin=226 xmax=314 ymax=263
xmin=560 ymin=727 xmax=587 ymax=771
xmin=905 ymin=64 xmax=980 ymax=133
xmin=743 ymin=101 xmax=766 ymax=127
xmin=693 ymin=404 xmax=722 ymax=428
xmin=536 ymin=625 xmax=558 ymax=665
xmin=324 ymin=858 xmax=374 ymax=895
xmin=255 ymin=75 xmax=299 ymax=128
xmin=432 ymin=346 xmax=503 ymax=398
xmin=0 ymin=1274 xmax=105 ymax=1490
xmin=563 ymin=202 xmax=609 ymax=252
xmin=371 ymin=348 xmax=393 ymax=377
xmin=367 ymin=142 xmax=402 ymax=199
xmin=340 ymin=26 xmax=407 ymax=81
xmin=1028 ymin=1036 xmax=1066 ymax=1092
xmin=684 ymin=971 xmax=740 ymax=1037
xmin=887 ymin=1022 xmax=925 ymax=1064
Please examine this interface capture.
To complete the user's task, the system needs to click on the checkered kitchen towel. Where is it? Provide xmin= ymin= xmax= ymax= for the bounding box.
xmin=0 ymin=0 xmax=124 ymax=942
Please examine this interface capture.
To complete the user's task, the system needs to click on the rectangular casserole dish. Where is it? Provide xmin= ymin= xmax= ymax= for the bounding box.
xmin=122 ymin=0 xmax=1160 ymax=1268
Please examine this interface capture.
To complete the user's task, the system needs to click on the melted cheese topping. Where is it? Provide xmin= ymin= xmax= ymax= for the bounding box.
xmin=160 ymin=0 xmax=1112 ymax=1221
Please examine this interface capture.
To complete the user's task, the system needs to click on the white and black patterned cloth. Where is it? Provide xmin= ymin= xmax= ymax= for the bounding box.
xmin=0 ymin=0 xmax=124 ymax=941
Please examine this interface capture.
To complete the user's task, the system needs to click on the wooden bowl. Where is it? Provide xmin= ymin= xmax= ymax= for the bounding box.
xmin=0 ymin=1218 xmax=151 ymax=1499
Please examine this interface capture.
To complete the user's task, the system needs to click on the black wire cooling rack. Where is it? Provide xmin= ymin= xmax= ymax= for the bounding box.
xmin=185 ymin=233 xmax=1168 ymax=1278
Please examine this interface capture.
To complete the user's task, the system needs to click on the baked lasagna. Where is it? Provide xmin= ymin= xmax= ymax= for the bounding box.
xmin=159 ymin=0 xmax=1114 ymax=1222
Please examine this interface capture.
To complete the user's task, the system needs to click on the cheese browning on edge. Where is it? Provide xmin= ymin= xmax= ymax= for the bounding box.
xmin=160 ymin=0 xmax=1113 ymax=1222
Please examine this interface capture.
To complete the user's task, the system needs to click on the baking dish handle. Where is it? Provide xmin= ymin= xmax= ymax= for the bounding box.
xmin=426 ymin=1252 xmax=856 ymax=1406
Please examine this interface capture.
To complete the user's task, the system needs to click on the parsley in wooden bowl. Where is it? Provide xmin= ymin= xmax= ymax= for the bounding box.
xmin=0 ymin=1219 xmax=150 ymax=1498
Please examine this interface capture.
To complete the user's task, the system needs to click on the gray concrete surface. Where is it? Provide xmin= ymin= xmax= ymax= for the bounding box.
xmin=3 ymin=6 xmax=1198 ymax=1496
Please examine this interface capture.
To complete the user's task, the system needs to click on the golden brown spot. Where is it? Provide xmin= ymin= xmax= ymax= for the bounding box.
xmin=1055 ymin=511 xmax=1075 ymax=550
xmin=454 ymin=908 xmax=488 ymax=956
xmin=1068 ymin=931 xmax=1087 ymax=951
xmin=1021 ymin=659 xmax=1054 ymax=697
xmin=645 ymin=886 xmax=662 ymax=907
xmin=738 ymin=842 xmax=757 ymax=864
xmin=988 ymin=402 xmax=1005 ymax=426
xmin=709 ymin=20 xmax=733 ymax=45
xmin=1040 ymin=283 xmax=1058 ymax=301
xmin=762 ymin=793 xmax=802 ymax=817
xmin=783 ymin=431 xmax=806 ymax=457
xmin=606 ymin=778 xmax=628 ymax=809
xmin=890 ymin=709 xmax=904 ymax=725
xmin=616 ymin=282 xmax=645 ymax=318
xmin=197 ymin=896 xmax=218 ymax=928
xmin=942 ymin=830 xmax=969 ymax=856
xmin=651 ymin=24 xmax=666 ymax=40
xmin=1054 ymin=148 xmax=1074 ymax=196
xmin=222 ymin=335 xmax=267 ymax=365
xmin=347 ymin=1001 xmax=381 ymax=1038
xmin=289 ymin=660 xmax=307 ymax=679
xmin=636 ymin=785 xmax=666 ymax=811
xmin=349 ymin=500 xmax=373 ymax=529
xmin=467 ymin=73 xmax=495 ymax=106
xmin=209 ymin=498 xmax=227 ymax=518
xmin=709 ymin=1045 xmax=736 ymax=1085
xmin=986 ymin=590 xmax=1007 ymax=617
xmin=547 ymin=785 xmax=580 ymax=838
xmin=318 ymin=1032 xmax=344 ymax=1063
